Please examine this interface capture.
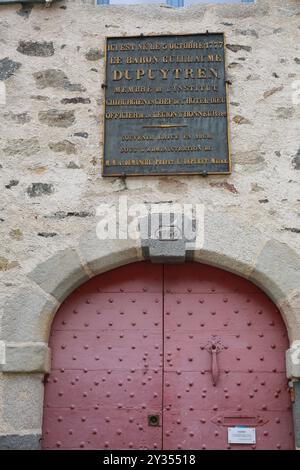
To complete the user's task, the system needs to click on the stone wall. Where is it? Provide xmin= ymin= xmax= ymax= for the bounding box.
xmin=0 ymin=0 xmax=299 ymax=447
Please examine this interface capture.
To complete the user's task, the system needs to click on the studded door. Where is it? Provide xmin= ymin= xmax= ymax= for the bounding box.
xmin=163 ymin=264 xmax=294 ymax=450
xmin=42 ymin=263 xmax=164 ymax=450
xmin=42 ymin=262 xmax=294 ymax=450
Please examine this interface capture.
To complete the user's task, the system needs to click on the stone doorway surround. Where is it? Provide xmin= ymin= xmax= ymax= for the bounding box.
xmin=0 ymin=211 xmax=299 ymax=449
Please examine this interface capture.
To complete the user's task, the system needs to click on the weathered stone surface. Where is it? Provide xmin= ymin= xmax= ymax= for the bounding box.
xmin=2 ymin=137 xmax=40 ymax=156
xmin=259 ymin=198 xmax=269 ymax=204
xmin=0 ymin=57 xmax=21 ymax=81
xmin=277 ymin=4 xmax=300 ymax=17
xmin=250 ymin=241 xmax=300 ymax=303
xmin=79 ymin=230 xmax=142 ymax=275
xmin=33 ymin=69 xmax=85 ymax=92
xmin=251 ymin=183 xmax=264 ymax=192
xmin=0 ymin=434 xmax=41 ymax=450
xmin=139 ymin=212 xmax=192 ymax=263
xmin=9 ymin=229 xmax=23 ymax=241
xmin=17 ymin=4 xmax=33 ymax=19
xmin=27 ymin=249 xmax=89 ymax=302
xmin=36 ymin=70 xmax=57 ymax=90
xmin=5 ymin=180 xmax=19 ymax=189
xmin=263 ymin=85 xmax=283 ymax=99
xmin=286 ymin=341 xmax=300 ymax=378
xmin=30 ymin=94 xmax=49 ymax=101
xmin=0 ymin=257 xmax=19 ymax=272
xmin=216 ymin=2 xmax=269 ymax=19
xmin=209 ymin=181 xmax=238 ymax=194
xmin=278 ymin=290 xmax=300 ymax=342
xmin=228 ymin=62 xmax=243 ymax=70
xmin=194 ymin=212 xmax=269 ymax=279
xmin=2 ymin=374 xmax=44 ymax=430
xmin=234 ymin=150 xmax=265 ymax=166
xmin=148 ymin=239 xmax=186 ymax=264
xmin=1 ymin=342 xmax=50 ymax=373
xmin=17 ymin=41 xmax=54 ymax=57
xmin=0 ymin=341 xmax=5 ymax=365
xmin=85 ymin=48 xmax=104 ymax=61
xmin=235 ymin=29 xmax=259 ymax=38
xmin=246 ymin=74 xmax=260 ymax=81
xmin=1 ymin=287 xmax=58 ymax=342
xmin=66 ymin=83 xmax=86 ymax=92
xmin=226 ymin=44 xmax=252 ymax=53
xmin=44 ymin=210 xmax=93 ymax=219
xmin=28 ymin=166 xmax=48 ymax=175
xmin=66 ymin=161 xmax=81 ymax=169
xmin=284 ymin=228 xmax=300 ymax=234
xmin=292 ymin=148 xmax=300 ymax=170
xmin=3 ymin=111 xmax=30 ymax=124
xmin=49 ymin=140 xmax=76 ymax=154
xmin=276 ymin=107 xmax=295 ymax=119
xmin=233 ymin=115 xmax=251 ymax=125
xmin=37 ymin=232 xmax=57 ymax=238
xmin=74 ymin=131 xmax=88 ymax=138
xmin=61 ymin=97 xmax=91 ymax=104
xmin=38 ymin=109 xmax=75 ymax=128
xmin=26 ymin=183 xmax=54 ymax=198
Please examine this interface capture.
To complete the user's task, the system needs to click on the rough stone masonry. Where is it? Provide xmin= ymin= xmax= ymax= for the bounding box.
xmin=0 ymin=0 xmax=299 ymax=448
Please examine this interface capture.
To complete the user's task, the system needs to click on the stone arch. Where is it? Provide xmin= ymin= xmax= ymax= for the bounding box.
xmin=0 ymin=212 xmax=300 ymax=449
xmin=1 ymin=212 xmax=300 ymax=374
xmin=42 ymin=261 xmax=296 ymax=450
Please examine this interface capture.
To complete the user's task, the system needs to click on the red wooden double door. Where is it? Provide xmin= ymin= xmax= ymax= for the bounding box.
xmin=42 ymin=262 xmax=294 ymax=450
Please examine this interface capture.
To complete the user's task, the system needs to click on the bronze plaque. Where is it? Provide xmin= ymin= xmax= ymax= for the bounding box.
xmin=102 ymin=33 xmax=231 ymax=176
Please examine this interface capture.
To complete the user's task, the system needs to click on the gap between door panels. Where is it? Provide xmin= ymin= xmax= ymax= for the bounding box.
xmin=161 ymin=264 xmax=165 ymax=451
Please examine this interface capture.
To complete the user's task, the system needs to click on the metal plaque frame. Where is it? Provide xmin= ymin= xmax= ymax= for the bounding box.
xmin=102 ymin=32 xmax=231 ymax=177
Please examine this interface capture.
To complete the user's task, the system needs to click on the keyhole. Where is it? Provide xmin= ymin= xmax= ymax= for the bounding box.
xmin=148 ymin=415 xmax=159 ymax=427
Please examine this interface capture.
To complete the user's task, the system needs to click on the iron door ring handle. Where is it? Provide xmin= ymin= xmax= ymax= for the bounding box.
xmin=203 ymin=337 xmax=225 ymax=386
